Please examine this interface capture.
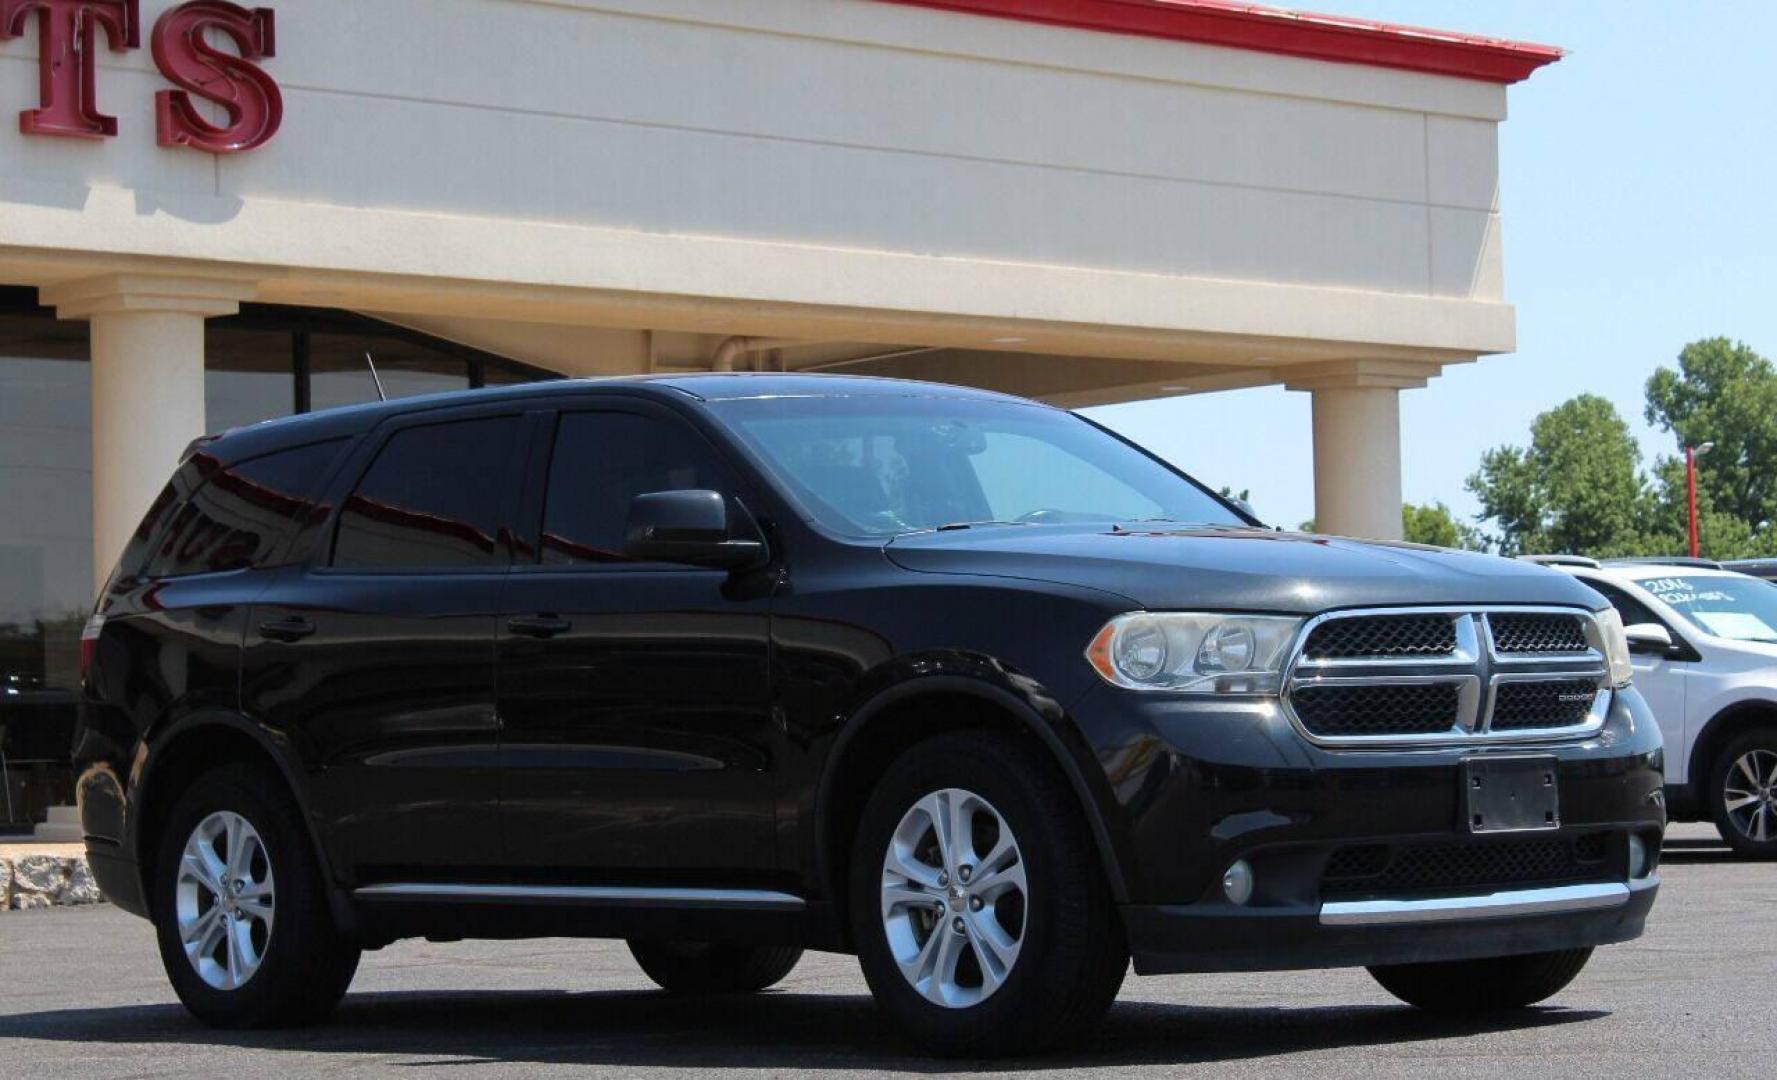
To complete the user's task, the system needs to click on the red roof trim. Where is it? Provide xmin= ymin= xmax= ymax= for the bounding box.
xmin=875 ymin=0 xmax=1563 ymax=84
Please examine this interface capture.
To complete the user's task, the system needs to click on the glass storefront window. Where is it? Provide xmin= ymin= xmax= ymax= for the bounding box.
xmin=0 ymin=294 xmax=554 ymax=829
xmin=483 ymin=360 xmax=549 ymax=387
xmin=309 ymin=332 xmax=469 ymax=411
xmin=207 ymin=326 xmax=297 ymax=432
xmin=0 ymin=314 xmax=91 ymax=827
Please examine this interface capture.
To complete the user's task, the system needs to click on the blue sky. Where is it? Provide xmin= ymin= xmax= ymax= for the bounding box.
xmin=1087 ymin=1 xmax=1777 ymax=531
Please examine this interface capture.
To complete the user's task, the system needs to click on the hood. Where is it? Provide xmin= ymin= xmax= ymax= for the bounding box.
xmin=1701 ymin=635 xmax=1777 ymax=664
xmin=884 ymin=525 xmax=1607 ymax=614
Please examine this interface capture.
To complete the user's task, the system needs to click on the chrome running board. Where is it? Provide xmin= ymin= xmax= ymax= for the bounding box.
xmin=353 ymin=883 xmax=805 ymax=911
xmin=1319 ymin=880 xmax=1639 ymax=927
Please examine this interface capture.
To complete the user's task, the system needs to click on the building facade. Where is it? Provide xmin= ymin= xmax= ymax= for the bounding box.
xmin=0 ymin=0 xmax=1556 ymax=827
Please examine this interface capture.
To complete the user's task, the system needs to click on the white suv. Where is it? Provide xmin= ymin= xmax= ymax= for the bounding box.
xmin=1529 ymin=557 xmax=1777 ymax=857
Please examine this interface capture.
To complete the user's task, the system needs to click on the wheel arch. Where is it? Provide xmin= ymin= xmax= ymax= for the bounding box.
xmin=1688 ymin=697 xmax=1777 ymax=799
xmin=131 ymin=712 xmax=355 ymax=933
xmin=813 ymin=661 xmax=1130 ymax=948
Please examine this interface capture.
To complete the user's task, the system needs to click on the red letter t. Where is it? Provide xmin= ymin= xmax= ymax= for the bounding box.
xmin=0 ymin=1 xmax=140 ymax=138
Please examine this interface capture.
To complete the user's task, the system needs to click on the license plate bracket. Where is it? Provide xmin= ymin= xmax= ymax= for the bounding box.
xmin=1464 ymin=755 xmax=1559 ymax=834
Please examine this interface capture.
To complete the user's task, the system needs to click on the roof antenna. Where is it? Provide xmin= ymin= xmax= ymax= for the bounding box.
xmin=364 ymin=351 xmax=388 ymax=402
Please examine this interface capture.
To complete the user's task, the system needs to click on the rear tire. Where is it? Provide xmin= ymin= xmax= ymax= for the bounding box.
xmin=849 ymin=730 xmax=1127 ymax=1057
xmin=1707 ymin=728 xmax=1777 ymax=858
xmin=1368 ymin=948 xmax=1593 ymax=1012
xmin=152 ymin=762 xmax=360 ymax=1027
xmin=627 ymin=940 xmax=803 ymax=994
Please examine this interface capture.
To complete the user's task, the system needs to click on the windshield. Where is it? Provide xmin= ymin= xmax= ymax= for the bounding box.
xmin=713 ymin=394 xmax=1245 ymax=538
xmin=1639 ymin=575 xmax=1777 ymax=643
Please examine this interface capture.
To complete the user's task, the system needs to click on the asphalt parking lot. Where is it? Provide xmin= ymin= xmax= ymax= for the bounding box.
xmin=0 ymin=822 xmax=1770 ymax=1079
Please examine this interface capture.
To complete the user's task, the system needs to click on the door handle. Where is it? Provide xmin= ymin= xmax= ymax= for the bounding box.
xmin=258 ymin=617 xmax=316 ymax=643
xmin=507 ymin=615 xmax=572 ymax=639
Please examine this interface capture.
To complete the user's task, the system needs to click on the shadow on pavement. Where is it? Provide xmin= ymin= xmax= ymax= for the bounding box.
xmin=0 ymin=988 xmax=1606 ymax=1071
xmin=1661 ymin=836 xmax=1726 ymax=849
xmin=1657 ymin=835 xmax=1746 ymax=864
xmin=1657 ymin=850 xmax=1745 ymax=864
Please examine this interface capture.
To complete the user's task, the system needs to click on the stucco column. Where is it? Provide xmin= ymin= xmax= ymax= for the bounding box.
xmin=41 ymin=275 xmax=257 ymax=593
xmin=1284 ymin=360 xmax=1443 ymax=542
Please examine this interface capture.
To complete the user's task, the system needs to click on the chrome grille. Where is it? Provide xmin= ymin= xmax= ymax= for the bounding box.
xmin=1489 ymin=613 xmax=1589 ymax=655
xmin=1491 ymin=678 xmax=1604 ymax=731
xmin=1302 ymin=614 xmax=1457 ymax=660
xmin=1292 ymin=682 xmax=1461 ymax=738
xmin=1321 ymin=834 xmax=1614 ymax=900
xmin=1283 ymin=607 xmax=1610 ymax=746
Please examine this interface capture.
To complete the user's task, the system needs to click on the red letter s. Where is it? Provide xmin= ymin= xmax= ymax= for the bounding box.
xmin=152 ymin=1 xmax=280 ymax=153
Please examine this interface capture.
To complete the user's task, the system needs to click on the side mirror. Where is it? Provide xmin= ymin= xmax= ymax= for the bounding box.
xmin=1624 ymin=622 xmax=1674 ymax=655
xmin=623 ymin=490 xmax=767 ymax=570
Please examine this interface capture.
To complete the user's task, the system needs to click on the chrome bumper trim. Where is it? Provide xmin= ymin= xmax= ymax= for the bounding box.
xmin=353 ymin=883 xmax=806 ymax=911
xmin=1319 ymin=880 xmax=1636 ymax=927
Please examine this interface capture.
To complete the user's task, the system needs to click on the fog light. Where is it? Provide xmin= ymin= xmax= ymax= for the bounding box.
xmin=1222 ymin=859 xmax=1254 ymax=906
xmin=1627 ymin=834 xmax=1650 ymax=879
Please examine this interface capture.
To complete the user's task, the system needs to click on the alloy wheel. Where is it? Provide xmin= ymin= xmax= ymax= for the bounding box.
xmin=175 ymin=810 xmax=276 ymax=991
xmin=1722 ymin=748 xmax=1777 ymax=844
xmin=879 ymin=787 xmax=1027 ymax=1008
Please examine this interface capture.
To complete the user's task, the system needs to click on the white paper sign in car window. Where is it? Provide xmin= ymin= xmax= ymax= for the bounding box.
xmin=1692 ymin=611 xmax=1777 ymax=641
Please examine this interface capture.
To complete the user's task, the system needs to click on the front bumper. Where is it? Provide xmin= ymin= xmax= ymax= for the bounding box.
xmin=1126 ymin=876 xmax=1657 ymax=974
xmin=1068 ymin=681 xmax=1666 ymax=973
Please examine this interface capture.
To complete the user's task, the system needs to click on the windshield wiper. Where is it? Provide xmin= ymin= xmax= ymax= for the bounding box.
xmin=934 ymin=520 xmax=1033 ymax=532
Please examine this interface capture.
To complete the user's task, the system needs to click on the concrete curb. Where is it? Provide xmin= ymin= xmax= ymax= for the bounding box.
xmin=0 ymin=846 xmax=104 ymax=910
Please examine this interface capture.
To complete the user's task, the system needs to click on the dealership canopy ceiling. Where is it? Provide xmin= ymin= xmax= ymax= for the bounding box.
xmin=0 ymin=0 xmax=1560 ymax=545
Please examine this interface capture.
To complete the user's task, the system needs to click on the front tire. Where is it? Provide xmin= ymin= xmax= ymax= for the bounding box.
xmin=850 ymin=730 xmax=1127 ymax=1057
xmin=1368 ymin=948 xmax=1593 ymax=1012
xmin=1708 ymin=728 xmax=1777 ymax=858
xmin=152 ymin=762 xmax=360 ymax=1027
xmin=627 ymin=940 xmax=803 ymax=994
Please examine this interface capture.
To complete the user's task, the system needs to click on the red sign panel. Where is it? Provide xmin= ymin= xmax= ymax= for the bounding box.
xmin=0 ymin=0 xmax=280 ymax=152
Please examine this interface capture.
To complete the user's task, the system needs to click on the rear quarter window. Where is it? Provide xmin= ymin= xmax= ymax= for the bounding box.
xmin=144 ymin=439 xmax=348 ymax=579
xmin=115 ymin=478 xmax=186 ymax=580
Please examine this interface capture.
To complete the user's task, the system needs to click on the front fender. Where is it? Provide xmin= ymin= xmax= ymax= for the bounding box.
xmin=813 ymin=651 xmax=1133 ymax=906
xmin=1688 ymin=685 xmax=1777 ymax=784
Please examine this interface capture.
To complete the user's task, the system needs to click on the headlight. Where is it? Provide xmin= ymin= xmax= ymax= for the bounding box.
xmin=1597 ymin=607 xmax=1634 ymax=688
xmin=1086 ymin=613 xmax=1303 ymax=694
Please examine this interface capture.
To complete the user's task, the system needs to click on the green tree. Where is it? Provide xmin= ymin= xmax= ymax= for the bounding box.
xmin=1645 ymin=337 xmax=1777 ymax=549
xmin=1401 ymin=501 xmax=1486 ymax=551
xmin=1637 ymin=456 xmax=1764 ymax=560
xmin=1466 ymin=394 xmax=1647 ymax=557
xmin=1645 ymin=338 xmax=1777 ymax=525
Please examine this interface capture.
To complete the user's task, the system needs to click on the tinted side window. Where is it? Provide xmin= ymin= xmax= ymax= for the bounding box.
xmin=540 ymin=412 xmax=735 ymax=565
xmin=1589 ymin=581 xmax=1662 ymax=629
xmin=118 ymin=478 xmax=187 ymax=579
xmin=333 ymin=417 xmax=519 ymax=570
xmin=145 ymin=440 xmax=346 ymax=578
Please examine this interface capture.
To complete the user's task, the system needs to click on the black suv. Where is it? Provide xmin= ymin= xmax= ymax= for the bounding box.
xmin=75 ymin=375 xmax=1663 ymax=1055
